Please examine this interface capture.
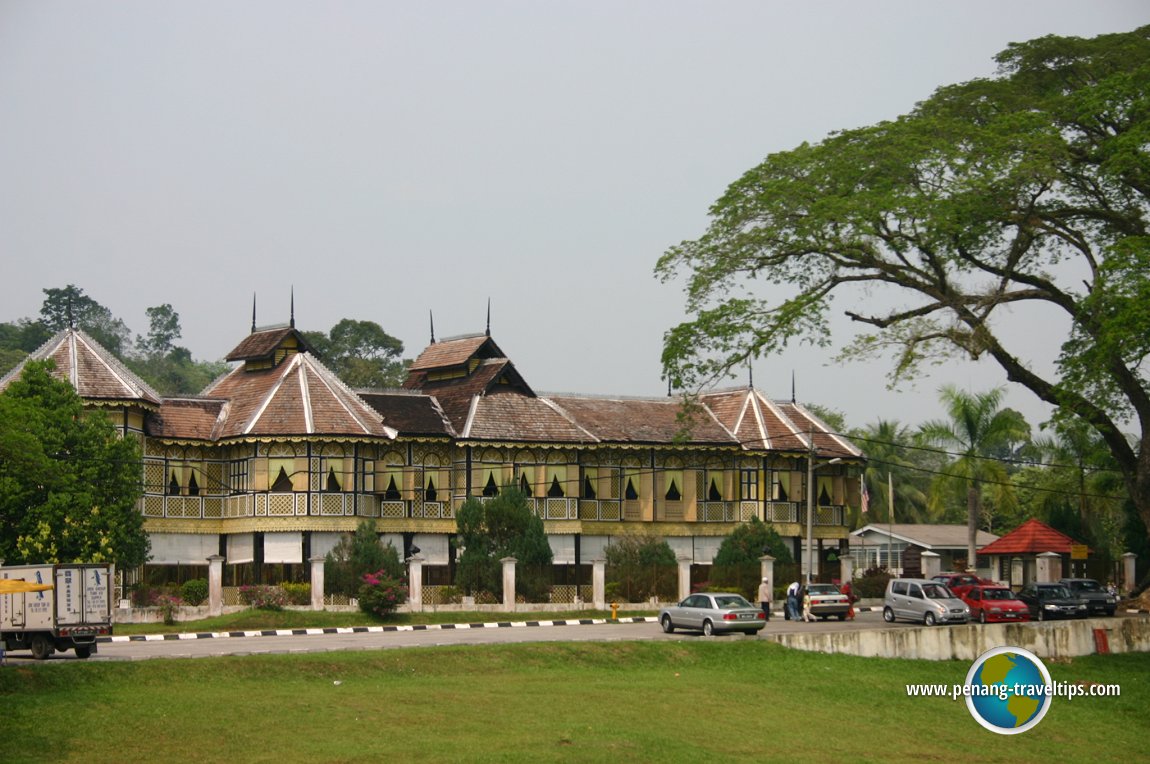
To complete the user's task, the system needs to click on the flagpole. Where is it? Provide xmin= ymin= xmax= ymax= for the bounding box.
xmin=887 ymin=471 xmax=894 ymax=575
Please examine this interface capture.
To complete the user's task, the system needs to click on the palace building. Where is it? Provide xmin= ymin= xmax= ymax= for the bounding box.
xmin=2 ymin=317 xmax=865 ymax=596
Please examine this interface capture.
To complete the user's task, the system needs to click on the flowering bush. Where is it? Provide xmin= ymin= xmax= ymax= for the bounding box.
xmin=238 ymin=585 xmax=289 ymax=610
xmin=155 ymin=594 xmax=182 ymax=625
xmin=357 ymin=570 xmax=408 ymax=619
xmin=281 ymin=582 xmax=311 ymax=606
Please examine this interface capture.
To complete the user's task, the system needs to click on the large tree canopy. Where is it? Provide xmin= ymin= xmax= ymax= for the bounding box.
xmin=0 ymin=361 xmax=148 ymax=567
xmin=658 ymin=27 xmax=1150 ymax=543
xmin=303 ymin=319 xmax=407 ymax=389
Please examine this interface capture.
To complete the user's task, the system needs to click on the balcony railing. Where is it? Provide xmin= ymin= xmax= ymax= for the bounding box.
xmin=578 ymin=500 xmax=622 ymax=521
xmin=533 ymin=497 xmax=579 ymax=520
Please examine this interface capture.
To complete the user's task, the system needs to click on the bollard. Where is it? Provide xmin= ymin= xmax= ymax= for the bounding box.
xmin=611 ymin=602 xmax=618 ymax=620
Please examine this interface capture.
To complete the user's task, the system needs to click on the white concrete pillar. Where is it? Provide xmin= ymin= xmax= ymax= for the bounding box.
xmin=759 ymin=555 xmax=776 ymax=590
xmin=592 ymin=559 xmax=606 ymax=610
xmin=676 ymin=556 xmax=692 ymax=603
xmin=501 ymin=556 xmax=517 ymax=611
xmin=920 ymin=551 xmax=941 ymax=580
xmin=839 ymin=555 xmax=853 ymax=585
xmin=1122 ymin=552 xmax=1137 ymax=596
xmin=1036 ymin=551 xmax=1061 ymax=583
xmin=207 ymin=554 xmax=224 ymax=617
xmin=407 ymin=555 xmax=425 ymax=612
xmin=309 ymin=556 xmax=325 ymax=610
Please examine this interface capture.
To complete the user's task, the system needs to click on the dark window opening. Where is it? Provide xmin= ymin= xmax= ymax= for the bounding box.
xmin=665 ymin=479 xmax=681 ymax=502
xmin=483 ymin=474 xmax=499 ymax=497
xmin=425 ymin=476 xmax=437 ymax=502
xmin=583 ymin=476 xmax=596 ymax=500
xmin=520 ymin=473 xmax=532 ymax=497
xmin=818 ymin=485 xmax=832 ymax=506
xmin=327 ymin=467 xmax=342 ymax=492
xmin=272 ymin=466 xmax=294 ymax=492
xmin=708 ymin=478 xmax=722 ymax=501
xmin=777 ymin=482 xmax=788 ymax=501
xmin=548 ymin=476 xmax=564 ymax=498
xmin=168 ymin=474 xmax=181 ymax=496
xmin=625 ymin=477 xmax=638 ymax=501
xmin=188 ymin=473 xmax=200 ymax=497
xmin=384 ymin=476 xmax=401 ymax=501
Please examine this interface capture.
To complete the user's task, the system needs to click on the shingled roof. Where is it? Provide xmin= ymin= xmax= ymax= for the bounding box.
xmin=202 ymin=352 xmax=395 ymax=439
xmin=978 ymin=518 xmax=1086 ymax=556
xmin=0 ymin=327 xmax=162 ymax=407
xmin=225 ymin=325 xmax=313 ymax=362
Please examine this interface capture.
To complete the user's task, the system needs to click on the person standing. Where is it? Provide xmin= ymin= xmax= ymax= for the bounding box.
xmin=757 ymin=577 xmax=772 ymax=621
xmin=842 ymin=580 xmax=856 ymax=621
xmin=801 ymin=586 xmax=814 ymax=622
xmin=785 ymin=580 xmax=800 ymax=621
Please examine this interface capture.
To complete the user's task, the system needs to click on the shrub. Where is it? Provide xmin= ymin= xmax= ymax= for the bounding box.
xmin=155 ymin=593 xmax=182 ymax=625
xmin=357 ymin=570 xmax=408 ymax=619
xmin=281 ymin=582 xmax=311 ymax=606
xmin=325 ymin=521 xmax=404 ymax=598
xmin=438 ymin=585 xmax=462 ymax=605
xmin=239 ymin=585 xmax=289 ymax=610
xmin=180 ymin=579 xmax=209 ymax=606
xmin=853 ymin=566 xmax=893 ymax=599
xmin=605 ymin=535 xmax=677 ymax=602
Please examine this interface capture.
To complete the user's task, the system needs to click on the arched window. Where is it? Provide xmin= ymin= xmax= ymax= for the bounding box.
xmin=426 ymin=475 xmax=438 ymax=502
xmin=483 ymin=474 xmax=499 ymax=497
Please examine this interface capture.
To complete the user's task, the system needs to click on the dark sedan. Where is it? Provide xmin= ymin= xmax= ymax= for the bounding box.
xmin=659 ymin=593 xmax=766 ymax=637
xmin=1017 ymin=582 xmax=1088 ymax=621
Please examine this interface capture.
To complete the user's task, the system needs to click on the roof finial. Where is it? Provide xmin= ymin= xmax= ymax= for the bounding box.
xmin=67 ymin=295 xmax=75 ymax=329
xmin=486 ymin=298 xmax=491 ymax=337
xmin=791 ymin=370 xmax=796 ymax=403
xmin=748 ymin=360 xmax=754 ymax=390
xmin=667 ymin=378 xmax=672 ymax=398
xmin=290 ymin=286 xmax=295 ymax=329
xmin=251 ymin=293 xmax=257 ymax=333
xmin=429 ymin=310 xmax=436 ymax=344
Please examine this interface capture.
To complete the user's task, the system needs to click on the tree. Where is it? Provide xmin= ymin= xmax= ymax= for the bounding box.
xmin=918 ymin=386 xmax=1031 ymax=565
xmin=455 ymin=487 xmax=553 ymax=601
xmin=0 ymin=360 xmax=148 ymax=567
xmin=657 ymin=27 xmax=1150 ymax=550
xmin=303 ymin=319 xmax=407 ymax=389
xmin=710 ymin=517 xmax=793 ymax=600
xmin=39 ymin=285 xmax=131 ymax=356
xmin=323 ymin=520 xmax=403 ymax=598
xmin=125 ymin=303 xmax=229 ymax=395
xmin=603 ymin=535 xmax=677 ymax=603
xmin=853 ymin=419 xmax=934 ymax=524
xmin=135 ymin=304 xmax=181 ymax=357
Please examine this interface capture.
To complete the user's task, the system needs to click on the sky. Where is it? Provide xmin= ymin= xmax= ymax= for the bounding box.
xmin=1 ymin=2 xmax=1147 ymax=433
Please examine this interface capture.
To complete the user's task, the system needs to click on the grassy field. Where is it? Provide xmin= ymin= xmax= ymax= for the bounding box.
xmin=1 ymin=640 xmax=1145 ymax=764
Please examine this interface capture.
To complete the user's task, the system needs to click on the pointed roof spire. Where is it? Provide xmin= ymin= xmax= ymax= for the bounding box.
xmin=748 ymin=360 xmax=754 ymax=389
xmin=791 ymin=370 xmax=796 ymax=403
xmin=290 ymin=286 xmax=295 ymax=328
xmin=251 ymin=293 xmax=257 ymax=333
xmin=430 ymin=310 xmax=436 ymax=344
xmin=485 ymin=298 xmax=491 ymax=337
xmin=67 ymin=295 xmax=76 ymax=329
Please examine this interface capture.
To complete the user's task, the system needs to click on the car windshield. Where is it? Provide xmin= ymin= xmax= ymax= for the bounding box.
xmin=808 ymin=585 xmax=838 ymax=595
xmin=983 ymin=589 xmax=1014 ymax=600
xmin=1072 ymin=580 xmax=1101 ymax=592
xmin=714 ymin=595 xmax=752 ymax=609
xmin=921 ymin=584 xmax=954 ymax=599
xmin=1042 ymin=586 xmax=1072 ymax=598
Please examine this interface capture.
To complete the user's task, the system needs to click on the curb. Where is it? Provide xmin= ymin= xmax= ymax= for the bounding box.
xmin=98 ymin=616 xmax=661 ymax=643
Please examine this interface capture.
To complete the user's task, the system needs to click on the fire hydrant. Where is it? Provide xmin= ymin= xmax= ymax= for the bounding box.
xmin=610 ymin=602 xmax=619 ymax=620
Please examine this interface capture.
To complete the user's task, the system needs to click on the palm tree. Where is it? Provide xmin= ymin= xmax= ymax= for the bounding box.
xmin=853 ymin=419 xmax=931 ymax=525
xmin=918 ymin=386 xmax=1031 ymax=567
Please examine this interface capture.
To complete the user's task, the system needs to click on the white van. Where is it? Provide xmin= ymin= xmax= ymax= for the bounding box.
xmin=883 ymin=578 xmax=970 ymax=626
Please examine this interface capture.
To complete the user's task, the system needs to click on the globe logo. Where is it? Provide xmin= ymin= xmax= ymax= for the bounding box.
xmin=965 ymin=646 xmax=1053 ymax=734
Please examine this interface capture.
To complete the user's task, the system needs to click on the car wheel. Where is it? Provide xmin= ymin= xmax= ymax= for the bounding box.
xmin=702 ymin=620 xmax=715 ymax=637
xmin=1106 ymin=608 xmax=1116 ymax=617
xmin=74 ymin=644 xmax=92 ymax=659
xmin=836 ymin=614 xmax=846 ymax=621
xmin=30 ymin=635 xmax=53 ymax=661
xmin=924 ymin=612 xmax=937 ymax=627
xmin=883 ymin=606 xmax=895 ymax=623
xmin=1037 ymin=608 xmax=1046 ymax=622
xmin=661 ymin=615 xmax=675 ymax=634
xmin=979 ymin=610 xmax=987 ymax=625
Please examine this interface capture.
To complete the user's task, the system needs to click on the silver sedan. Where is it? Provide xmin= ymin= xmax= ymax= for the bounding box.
xmin=659 ymin=592 xmax=766 ymax=637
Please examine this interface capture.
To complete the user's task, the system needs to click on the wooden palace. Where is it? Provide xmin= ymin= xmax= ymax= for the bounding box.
xmin=2 ymin=318 xmax=864 ymax=593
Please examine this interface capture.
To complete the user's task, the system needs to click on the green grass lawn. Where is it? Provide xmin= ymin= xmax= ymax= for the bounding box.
xmin=1 ymin=641 xmax=1145 ymax=764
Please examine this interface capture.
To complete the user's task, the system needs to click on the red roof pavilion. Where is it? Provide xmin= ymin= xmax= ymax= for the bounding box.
xmin=977 ymin=518 xmax=1087 ymax=556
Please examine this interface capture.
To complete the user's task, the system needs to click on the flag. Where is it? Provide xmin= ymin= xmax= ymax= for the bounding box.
xmin=860 ymin=477 xmax=869 ymax=515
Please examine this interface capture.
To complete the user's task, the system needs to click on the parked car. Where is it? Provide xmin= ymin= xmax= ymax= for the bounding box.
xmin=931 ymin=572 xmax=993 ymax=597
xmin=659 ymin=593 xmax=766 ymax=637
xmin=1059 ymin=578 xmax=1117 ymax=616
xmin=883 ymin=578 xmax=970 ymax=626
xmin=806 ymin=583 xmax=851 ymax=620
xmin=1016 ymin=582 xmax=1089 ymax=621
xmin=961 ymin=585 xmax=1030 ymax=624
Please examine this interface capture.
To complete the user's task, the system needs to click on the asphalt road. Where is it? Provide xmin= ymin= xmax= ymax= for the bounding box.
xmin=0 ymin=610 xmax=926 ymax=663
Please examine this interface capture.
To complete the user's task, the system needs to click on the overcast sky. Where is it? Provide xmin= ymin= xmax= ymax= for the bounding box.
xmin=2 ymin=2 xmax=1146 ymax=432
